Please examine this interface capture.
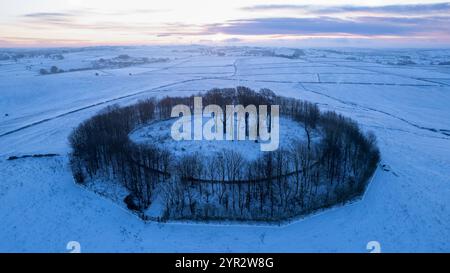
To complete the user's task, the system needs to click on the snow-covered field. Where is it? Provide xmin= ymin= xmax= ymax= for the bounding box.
xmin=130 ymin=116 xmax=311 ymax=161
xmin=0 ymin=46 xmax=449 ymax=252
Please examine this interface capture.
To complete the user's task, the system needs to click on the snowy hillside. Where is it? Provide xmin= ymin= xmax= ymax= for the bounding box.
xmin=0 ymin=46 xmax=449 ymax=252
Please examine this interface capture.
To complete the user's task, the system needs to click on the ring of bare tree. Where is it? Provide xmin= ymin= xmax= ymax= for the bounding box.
xmin=69 ymin=87 xmax=380 ymax=222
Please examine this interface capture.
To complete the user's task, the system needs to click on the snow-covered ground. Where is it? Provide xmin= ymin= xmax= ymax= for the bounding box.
xmin=130 ymin=116 xmax=311 ymax=161
xmin=0 ymin=46 xmax=449 ymax=252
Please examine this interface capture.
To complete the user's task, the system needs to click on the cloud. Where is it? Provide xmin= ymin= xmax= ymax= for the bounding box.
xmin=0 ymin=35 xmax=91 ymax=46
xmin=205 ymin=16 xmax=450 ymax=36
xmin=11 ymin=4 xmax=450 ymax=46
xmin=32 ymin=14 xmax=444 ymax=40
xmin=242 ymin=2 xmax=450 ymax=15
xmin=222 ymin=38 xmax=242 ymax=43
xmin=21 ymin=8 xmax=166 ymax=25
xmin=226 ymin=3 xmax=450 ymax=38
xmin=19 ymin=8 xmax=174 ymax=35
xmin=23 ymin=12 xmax=74 ymax=18
xmin=22 ymin=12 xmax=75 ymax=23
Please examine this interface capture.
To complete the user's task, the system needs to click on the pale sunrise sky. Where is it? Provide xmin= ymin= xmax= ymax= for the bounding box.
xmin=1 ymin=0 xmax=449 ymax=47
